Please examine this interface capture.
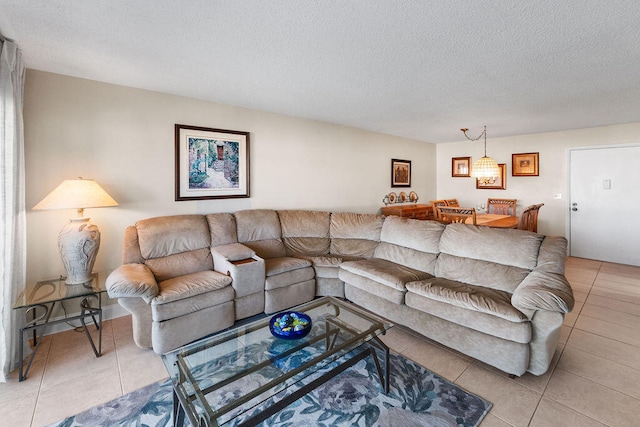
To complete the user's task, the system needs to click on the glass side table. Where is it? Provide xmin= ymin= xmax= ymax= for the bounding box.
xmin=13 ymin=273 xmax=106 ymax=381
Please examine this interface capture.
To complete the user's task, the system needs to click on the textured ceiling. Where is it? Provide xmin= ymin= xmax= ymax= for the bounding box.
xmin=1 ymin=0 xmax=639 ymax=143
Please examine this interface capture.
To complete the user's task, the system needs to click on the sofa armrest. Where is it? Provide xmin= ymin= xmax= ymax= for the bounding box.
xmin=211 ymin=243 xmax=256 ymax=262
xmin=512 ymin=271 xmax=574 ymax=313
xmin=106 ymin=263 xmax=159 ymax=302
xmin=211 ymin=243 xmax=265 ymax=298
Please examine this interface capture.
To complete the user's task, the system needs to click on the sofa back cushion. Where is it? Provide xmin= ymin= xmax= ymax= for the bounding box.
xmin=206 ymin=213 xmax=238 ymax=246
xmin=436 ymin=224 xmax=544 ymax=293
xmin=330 ymin=212 xmax=383 ymax=258
xmin=234 ymin=209 xmax=287 ymax=259
xmin=374 ymin=216 xmax=445 ymax=274
xmin=439 ymin=224 xmax=544 ymax=269
xmin=135 ymin=215 xmax=213 ymax=281
xmin=278 ymin=210 xmax=331 ymax=256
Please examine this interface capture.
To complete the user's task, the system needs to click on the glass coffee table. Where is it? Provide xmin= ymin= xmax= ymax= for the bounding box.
xmin=162 ymin=296 xmax=393 ymax=427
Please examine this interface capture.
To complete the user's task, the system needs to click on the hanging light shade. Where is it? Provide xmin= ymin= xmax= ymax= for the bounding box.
xmin=470 ymin=156 xmax=500 ymax=179
xmin=461 ymin=126 xmax=500 ymax=179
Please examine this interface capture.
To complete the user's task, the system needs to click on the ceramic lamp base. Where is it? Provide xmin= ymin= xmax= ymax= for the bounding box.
xmin=58 ymin=217 xmax=100 ymax=285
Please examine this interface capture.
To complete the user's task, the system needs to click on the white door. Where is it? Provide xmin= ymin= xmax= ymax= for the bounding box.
xmin=569 ymin=145 xmax=640 ymax=266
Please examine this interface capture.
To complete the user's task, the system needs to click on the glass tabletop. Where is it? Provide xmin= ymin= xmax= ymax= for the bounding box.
xmin=13 ymin=273 xmax=104 ymax=309
xmin=162 ymin=296 xmax=393 ymax=426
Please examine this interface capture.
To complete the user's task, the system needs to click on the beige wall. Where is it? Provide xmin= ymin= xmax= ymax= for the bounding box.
xmin=436 ymin=123 xmax=640 ymax=236
xmin=25 ymin=69 xmax=640 ymax=288
xmin=24 ymin=70 xmax=437 ymax=284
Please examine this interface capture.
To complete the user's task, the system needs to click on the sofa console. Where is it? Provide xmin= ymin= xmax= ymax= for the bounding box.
xmin=106 ymin=209 xmax=574 ymax=376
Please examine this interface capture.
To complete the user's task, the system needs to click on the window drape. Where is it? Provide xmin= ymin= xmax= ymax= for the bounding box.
xmin=0 ymin=37 xmax=26 ymax=382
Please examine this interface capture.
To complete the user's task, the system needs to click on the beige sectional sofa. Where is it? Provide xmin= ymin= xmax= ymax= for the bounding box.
xmin=106 ymin=209 xmax=574 ymax=377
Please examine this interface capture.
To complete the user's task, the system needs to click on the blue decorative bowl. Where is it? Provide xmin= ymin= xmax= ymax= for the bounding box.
xmin=269 ymin=311 xmax=312 ymax=340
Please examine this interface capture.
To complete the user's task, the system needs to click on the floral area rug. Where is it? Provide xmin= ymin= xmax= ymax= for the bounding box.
xmin=48 ymin=344 xmax=491 ymax=427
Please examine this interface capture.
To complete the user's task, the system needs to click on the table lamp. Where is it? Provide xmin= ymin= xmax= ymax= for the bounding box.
xmin=33 ymin=177 xmax=119 ymax=285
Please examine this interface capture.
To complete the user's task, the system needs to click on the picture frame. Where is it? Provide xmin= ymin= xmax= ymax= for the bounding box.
xmin=391 ymin=159 xmax=411 ymax=187
xmin=476 ymin=163 xmax=507 ymax=190
xmin=175 ymin=124 xmax=250 ymax=201
xmin=512 ymin=152 xmax=539 ymax=176
xmin=451 ymin=157 xmax=471 ymax=177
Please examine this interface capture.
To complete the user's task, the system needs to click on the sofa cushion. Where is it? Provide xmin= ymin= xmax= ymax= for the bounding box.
xmin=308 ymin=255 xmax=344 ymax=267
xmin=206 ymin=213 xmax=238 ymax=246
xmin=152 ymin=274 xmax=234 ymax=322
xmin=152 ymin=270 xmax=232 ymax=306
xmin=235 ymin=209 xmax=287 ymax=259
xmin=405 ymin=291 xmax=532 ymax=343
xmin=339 ymin=269 xmax=406 ymax=304
xmin=278 ymin=210 xmax=331 ymax=256
xmin=265 ymin=257 xmax=312 ymax=276
xmin=435 ymin=253 xmax=530 ymax=294
xmin=340 ymin=258 xmax=432 ymax=291
xmin=406 ymin=278 xmax=528 ymax=323
xmin=265 ymin=267 xmax=315 ymax=290
xmin=439 ymin=224 xmax=544 ymax=270
xmin=144 ymin=248 xmax=214 ymax=282
xmin=374 ymin=243 xmax=438 ymax=275
xmin=379 ymin=216 xmax=445 ymax=253
xmin=136 ymin=215 xmax=211 ymax=259
xmin=330 ymin=212 xmax=383 ymax=258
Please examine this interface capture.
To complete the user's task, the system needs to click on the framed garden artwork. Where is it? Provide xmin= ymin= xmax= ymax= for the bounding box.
xmin=175 ymin=124 xmax=250 ymax=200
xmin=476 ymin=163 xmax=507 ymax=189
xmin=391 ymin=159 xmax=411 ymax=187
xmin=512 ymin=152 xmax=539 ymax=176
xmin=452 ymin=157 xmax=471 ymax=177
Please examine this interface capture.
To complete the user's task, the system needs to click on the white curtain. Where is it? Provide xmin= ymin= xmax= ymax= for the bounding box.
xmin=0 ymin=37 xmax=26 ymax=382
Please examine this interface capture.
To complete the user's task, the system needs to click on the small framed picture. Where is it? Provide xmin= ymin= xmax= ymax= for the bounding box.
xmin=391 ymin=159 xmax=411 ymax=187
xmin=452 ymin=157 xmax=471 ymax=177
xmin=512 ymin=152 xmax=539 ymax=176
xmin=476 ymin=163 xmax=507 ymax=190
xmin=175 ymin=124 xmax=250 ymax=200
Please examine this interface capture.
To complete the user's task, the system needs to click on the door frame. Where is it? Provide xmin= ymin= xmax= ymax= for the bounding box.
xmin=566 ymin=142 xmax=640 ymax=258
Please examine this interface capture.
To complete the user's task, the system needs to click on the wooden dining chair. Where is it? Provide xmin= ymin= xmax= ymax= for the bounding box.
xmin=487 ymin=198 xmax=517 ymax=216
xmin=437 ymin=206 xmax=477 ymax=225
xmin=430 ymin=200 xmax=448 ymax=219
xmin=517 ymin=203 xmax=544 ymax=232
xmin=445 ymin=199 xmax=460 ymax=207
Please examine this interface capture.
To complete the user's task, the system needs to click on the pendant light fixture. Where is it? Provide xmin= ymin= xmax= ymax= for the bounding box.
xmin=460 ymin=126 xmax=500 ymax=182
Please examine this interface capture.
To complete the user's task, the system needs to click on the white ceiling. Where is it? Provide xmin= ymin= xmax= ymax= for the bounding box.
xmin=1 ymin=0 xmax=639 ymax=143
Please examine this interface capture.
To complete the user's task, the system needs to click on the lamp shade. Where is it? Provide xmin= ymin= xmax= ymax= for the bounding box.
xmin=33 ymin=178 xmax=119 ymax=212
xmin=470 ymin=156 xmax=500 ymax=179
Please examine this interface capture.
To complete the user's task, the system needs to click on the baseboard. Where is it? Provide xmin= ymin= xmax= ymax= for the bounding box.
xmin=40 ymin=303 xmax=129 ymax=336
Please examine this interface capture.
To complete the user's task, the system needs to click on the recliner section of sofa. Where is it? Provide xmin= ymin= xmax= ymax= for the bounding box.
xmin=106 ymin=209 xmax=574 ymax=377
xmin=106 ymin=215 xmax=235 ymax=354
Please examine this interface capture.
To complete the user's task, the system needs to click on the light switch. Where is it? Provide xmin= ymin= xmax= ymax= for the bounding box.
xmin=553 ymin=193 xmax=562 ymax=199
xmin=603 ymin=179 xmax=611 ymax=190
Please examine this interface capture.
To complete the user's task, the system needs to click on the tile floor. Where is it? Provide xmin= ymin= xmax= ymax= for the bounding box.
xmin=1 ymin=257 xmax=639 ymax=426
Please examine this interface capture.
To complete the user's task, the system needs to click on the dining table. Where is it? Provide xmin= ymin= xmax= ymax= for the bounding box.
xmin=466 ymin=214 xmax=518 ymax=228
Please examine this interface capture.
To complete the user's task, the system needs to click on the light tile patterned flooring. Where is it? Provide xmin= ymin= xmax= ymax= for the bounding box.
xmin=1 ymin=257 xmax=639 ymax=426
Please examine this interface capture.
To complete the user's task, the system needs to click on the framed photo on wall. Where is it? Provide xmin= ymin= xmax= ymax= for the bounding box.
xmin=175 ymin=124 xmax=250 ymax=200
xmin=512 ymin=152 xmax=539 ymax=176
xmin=452 ymin=157 xmax=471 ymax=177
xmin=476 ymin=163 xmax=507 ymax=189
xmin=391 ymin=158 xmax=411 ymax=187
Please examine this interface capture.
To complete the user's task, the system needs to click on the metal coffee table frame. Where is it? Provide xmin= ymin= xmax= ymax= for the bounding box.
xmin=164 ymin=296 xmax=392 ymax=427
